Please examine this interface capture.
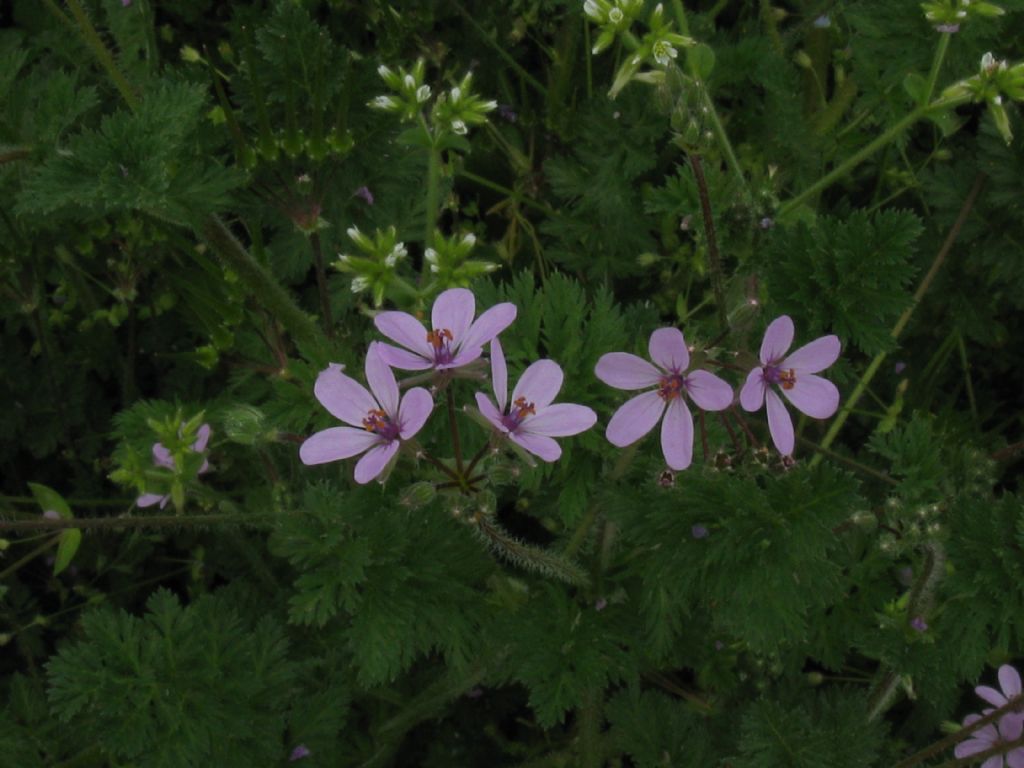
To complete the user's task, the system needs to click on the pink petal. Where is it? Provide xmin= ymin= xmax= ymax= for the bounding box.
xmin=374 ymin=311 xmax=431 ymax=358
xmin=606 ymin=390 xmax=665 ymax=447
xmin=299 ymin=427 xmax=380 ymax=465
xmin=475 ymin=392 xmax=507 ymax=432
xmin=198 ymin=458 xmax=210 ymax=474
xmin=783 ymin=334 xmax=841 ymax=373
xmin=512 ymin=360 xmax=563 ymax=411
xmin=648 ymin=327 xmax=689 ymax=373
xmin=956 ymin=736 xmax=997 ymax=758
xmin=354 ymin=441 xmax=400 ymax=484
xmin=686 ymin=369 xmax=733 ymax=411
xmin=365 ymin=343 xmax=399 ymax=416
xmin=375 ymin=343 xmax=433 ymax=371
xmin=978 ymin=685 xmax=1009 ymax=708
xmin=510 ymin=432 xmax=562 ymax=462
xmin=661 ymin=398 xmax=694 ymax=470
xmin=739 ymin=368 xmax=766 ymax=411
xmin=981 ymin=757 xmax=1003 ymax=768
xmin=761 ymin=315 xmax=794 ymax=365
xmin=314 ymin=365 xmax=378 ymax=427
xmin=765 ymin=389 xmax=794 ymax=455
xmin=192 ymin=423 xmax=212 ymax=452
xmin=520 ymin=403 xmax=597 ymax=437
xmin=397 ymin=387 xmax=433 ymax=439
xmin=137 ymin=493 xmax=167 ymax=508
xmin=1000 ymin=665 xmax=1022 ymax=698
xmin=152 ymin=443 xmax=174 ymax=469
xmin=1000 ymin=713 xmax=1024 ymax=742
xmin=1006 ymin=747 xmax=1024 ymax=768
xmin=459 ymin=302 xmax=517 ymax=354
xmin=594 ymin=352 xmax=661 ymax=390
xmin=780 ymin=373 xmax=839 ymax=419
xmin=490 ymin=338 xmax=508 ymax=410
xmin=446 ymin=346 xmax=486 ymax=370
xmin=432 ymin=288 xmax=476 ymax=342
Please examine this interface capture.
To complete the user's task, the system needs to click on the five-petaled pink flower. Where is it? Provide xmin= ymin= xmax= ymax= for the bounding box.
xmin=476 ymin=339 xmax=596 ymax=462
xmin=740 ymin=315 xmax=840 ymax=456
xmin=137 ymin=423 xmax=211 ymax=509
xmin=300 ymin=344 xmax=433 ymax=484
xmin=374 ymin=287 xmax=516 ymax=372
xmin=954 ymin=712 xmax=1024 ymax=767
xmin=595 ymin=328 xmax=733 ymax=470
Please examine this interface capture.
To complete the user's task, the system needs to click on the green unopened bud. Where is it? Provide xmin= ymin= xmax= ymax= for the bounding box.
xmin=489 ymin=462 xmax=522 ymax=486
xmin=476 ymin=490 xmax=497 ymax=516
xmin=223 ymin=405 xmax=271 ymax=445
xmin=399 ymin=482 xmax=436 ymax=509
xmin=793 ymin=50 xmax=813 ymax=69
xmin=0 ymin=538 xmax=9 ymax=551
xmin=806 ymin=671 xmax=825 ymax=685
xmin=180 ymin=45 xmax=202 ymax=63
xmin=988 ymin=97 xmax=1013 ymax=143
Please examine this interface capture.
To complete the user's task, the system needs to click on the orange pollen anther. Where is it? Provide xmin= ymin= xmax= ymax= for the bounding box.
xmin=512 ymin=396 xmax=536 ymax=420
xmin=779 ymin=369 xmax=797 ymax=390
xmin=426 ymin=328 xmax=454 ymax=349
xmin=362 ymin=408 xmax=390 ymax=433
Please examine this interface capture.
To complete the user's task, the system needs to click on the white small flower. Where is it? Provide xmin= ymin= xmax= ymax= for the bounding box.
xmin=451 ymin=119 xmax=468 ymax=135
xmin=346 ymin=226 xmax=361 ymax=241
xmin=385 ymin=243 xmax=407 ymax=267
xmin=583 ymin=0 xmax=602 ymax=20
xmin=653 ymin=40 xmax=677 ymax=66
xmin=351 ymin=276 xmax=371 ymax=293
xmin=424 ymin=247 xmax=439 ymax=265
xmin=608 ymin=6 xmax=624 ymax=23
xmin=992 ymin=94 xmax=1003 ymax=105
xmin=461 ymin=233 xmax=477 ymax=247
xmin=981 ymin=52 xmax=996 ymax=71
xmin=451 ymin=86 xmax=462 ymax=103
xmin=404 ymin=74 xmax=416 ymax=89
xmin=480 ymin=100 xmax=498 ymax=112
xmin=370 ymin=95 xmax=396 ymax=110
xmin=377 ymin=64 xmax=392 ymax=79
xmin=429 ymin=264 xmax=440 ymax=273
xmin=416 ymin=85 xmax=431 ymax=103
xmin=337 ymin=253 xmax=351 ymax=265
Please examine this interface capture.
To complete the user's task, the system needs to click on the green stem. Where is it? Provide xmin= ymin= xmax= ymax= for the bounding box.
xmin=457 ymin=169 xmax=556 ymax=216
xmin=0 ymin=538 xmax=58 ymax=580
xmin=955 ymin=331 xmax=978 ymax=425
xmin=310 ymin=231 xmax=334 ymax=337
xmin=578 ymin=688 xmax=604 ymax=768
xmin=779 ymin=106 xmax=930 ymax=219
xmin=447 ymin=388 xmax=465 ymax=475
xmin=64 ymin=0 xmax=139 ymax=111
xmin=923 ymin=33 xmax=952 ymax=106
xmin=811 ymin=174 xmax=983 ymax=462
xmin=758 ymin=0 xmax=785 ymax=56
xmin=452 ymin=0 xmax=547 ymax=96
xmin=425 ymin=143 xmax=441 ymax=250
xmin=200 ymin=215 xmax=326 ymax=352
xmin=0 ymin=512 xmax=279 ymax=533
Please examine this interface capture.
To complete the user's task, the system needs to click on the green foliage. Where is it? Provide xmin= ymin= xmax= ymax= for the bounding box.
xmin=606 ymin=689 xmax=716 ymax=768
xmin=269 ymin=483 xmax=494 ymax=686
xmin=734 ymin=689 xmax=888 ymax=768
xmin=756 ymin=210 xmax=923 ymax=353
xmin=16 ymin=80 xmax=242 ymax=224
xmin=46 ymin=590 xmax=294 ymax=768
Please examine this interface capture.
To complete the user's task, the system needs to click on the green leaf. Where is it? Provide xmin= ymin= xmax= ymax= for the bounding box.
xmin=903 ymin=72 xmax=928 ymax=104
xmin=53 ymin=529 xmax=82 ymax=577
xmin=688 ymin=43 xmax=716 ymax=80
xmin=26 ymin=482 xmax=71 ymax=519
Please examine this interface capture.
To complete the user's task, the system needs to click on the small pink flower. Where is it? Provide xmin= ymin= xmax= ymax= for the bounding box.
xmin=137 ymin=423 xmax=212 ymax=508
xmin=595 ymin=328 xmax=733 ymax=470
xmin=974 ymin=665 xmax=1024 ymax=746
xmin=476 ymin=339 xmax=596 ymax=462
xmin=374 ymin=288 xmax=516 ymax=372
xmin=954 ymin=711 xmax=1024 ymax=768
xmin=740 ymin=315 xmax=840 ymax=456
xmin=300 ymin=344 xmax=433 ymax=484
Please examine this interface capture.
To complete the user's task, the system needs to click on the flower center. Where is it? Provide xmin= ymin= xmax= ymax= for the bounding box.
xmin=501 ymin=396 xmax=536 ymax=431
xmin=362 ymin=408 xmax=400 ymax=441
xmin=426 ymin=328 xmax=455 ymax=365
xmin=658 ymin=373 xmax=686 ymax=401
xmin=765 ymin=366 xmax=797 ymax=390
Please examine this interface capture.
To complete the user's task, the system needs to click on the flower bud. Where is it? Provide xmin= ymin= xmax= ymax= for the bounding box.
xmin=399 ymin=482 xmax=436 ymax=509
xmin=223 ymin=405 xmax=272 ymax=445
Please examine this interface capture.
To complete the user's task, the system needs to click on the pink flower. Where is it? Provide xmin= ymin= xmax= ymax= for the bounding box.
xmin=975 ymin=666 xmax=1024 ymax=746
xmin=300 ymin=344 xmax=433 ymax=484
xmin=594 ymin=328 xmax=734 ymax=470
xmin=954 ymin=712 xmax=1024 ymax=768
xmin=475 ymin=339 xmax=596 ymax=462
xmin=137 ymin=423 xmax=211 ymax=508
xmin=739 ymin=315 xmax=840 ymax=456
xmin=374 ymin=288 xmax=516 ymax=372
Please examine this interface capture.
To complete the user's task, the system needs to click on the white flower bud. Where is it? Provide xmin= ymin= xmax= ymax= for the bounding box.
xmin=370 ymin=95 xmax=396 ymax=110
xmin=981 ymin=52 xmax=996 ymax=71
xmin=480 ymin=100 xmax=498 ymax=112
xmin=583 ymin=0 xmax=601 ymax=20
xmin=461 ymin=233 xmax=477 ymax=247
xmin=385 ymin=243 xmax=407 ymax=267
xmin=429 ymin=264 xmax=440 ymax=273
xmin=608 ymin=6 xmax=624 ymax=23
xmin=416 ymin=84 xmax=431 ymax=103
xmin=424 ymin=247 xmax=439 ymax=265
xmin=346 ymin=226 xmax=360 ymax=241
xmin=451 ymin=119 xmax=468 ymax=135
xmin=404 ymin=74 xmax=416 ymax=89
xmin=377 ymin=64 xmax=392 ymax=79
xmin=351 ymin=276 xmax=370 ymax=293
xmin=337 ymin=253 xmax=351 ymax=265
xmin=451 ymin=86 xmax=462 ymax=103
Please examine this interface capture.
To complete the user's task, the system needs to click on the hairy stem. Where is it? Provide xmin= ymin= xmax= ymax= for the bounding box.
xmin=0 ymin=512 xmax=280 ymax=533
xmin=201 ymin=215 xmax=326 ymax=352
xmin=688 ymin=153 xmax=728 ymax=332
xmin=471 ymin=511 xmax=590 ymax=587
xmin=64 ymin=0 xmax=139 ymax=110
xmin=309 ymin=231 xmax=334 ymax=336
xmin=812 ymin=174 xmax=983 ymax=462
xmin=447 ymin=388 xmax=465 ymax=475
xmin=425 ymin=143 xmax=441 ymax=250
